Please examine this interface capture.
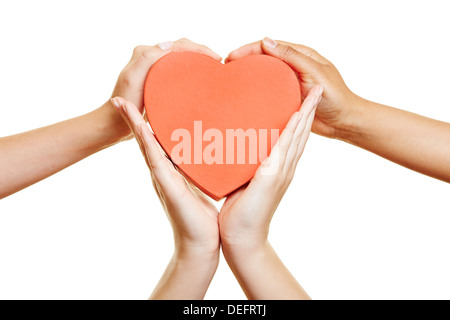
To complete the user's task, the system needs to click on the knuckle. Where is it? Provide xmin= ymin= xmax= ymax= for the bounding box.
xmin=309 ymin=61 xmax=324 ymax=74
xmin=133 ymin=45 xmax=156 ymax=60
xmin=118 ymin=70 xmax=133 ymax=87
xmin=295 ymin=44 xmax=318 ymax=56
xmin=141 ymin=47 xmax=156 ymax=60
xmin=273 ymin=176 xmax=287 ymax=192
xmin=133 ymin=45 xmax=145 ymax=55
xmin=285 ymin=173 xmax=295 ymax=186
xmin=282 ymin=45 xmax=298 ymax=59
xmin=305 ymin=47 xmax=319 ymax=57
xmin=293 ymin=133 xmax=302 ymax=145
xmin=177 ymin=37 xmax=191 ymax=43
xmin=325 ymin=61 xmax=338 ymax=72
xmin=321 ymin=63 xmax=332 ymax=71
xmin=311 ymin=48 xmax=320 ymax=56
xmin=150 ymin=159 xmax=165 ymax=172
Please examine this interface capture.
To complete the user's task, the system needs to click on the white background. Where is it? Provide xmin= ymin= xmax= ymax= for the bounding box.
xmin=0 ymin=0 xmax=449 ymax=300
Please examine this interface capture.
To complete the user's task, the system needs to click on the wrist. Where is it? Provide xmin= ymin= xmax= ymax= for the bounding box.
xmin=175 ymin=241 xmax=220 ymax=263
xmin=222 ymin=238 xmax=269 ymax=262
xmin=90 ymin=101 xmax=132 ymax=145
xmin=222 ymin=240 xmax=272 ymax=278
xmin=150 ymin=244 xmax=219 ymax=300
xmin=333 ymin=94 xmax=374 ymax=143
xmin=220 ymin=226 xmax=269 ymax=254
xmin=173 ymin=245 xmax=220 ymax=275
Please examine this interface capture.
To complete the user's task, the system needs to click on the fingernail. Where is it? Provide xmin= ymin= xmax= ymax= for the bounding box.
xmin=157 ymin=41 xmax=173 ymax=51
xmin=140 ymin=123 xmax=151 ymax=142
xmin=312 ymin=96 xmax=320 ymax=106
xmin=137 ymin=123 xmax=144 ymax=138
xmin=314 ymin=85 xmax=324 ymax=105
xmin=317 ymin=96 xmax=322 ymax=105
xmin=122 ymin=101 xmax=129 ymax=116
xmin=296 ymin=112 xmax=303 ymax=124
xmin=263 ymin=37 xmax=277 ymax=49
xmin=317 ymin=85 xmax=324 ymax=96
xmin=110 ymin=98 xmax=120 ymax=109
xmin=290 ymin=111 xmax=299 ymax=123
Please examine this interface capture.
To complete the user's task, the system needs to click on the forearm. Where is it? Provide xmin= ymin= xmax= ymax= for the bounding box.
xmin=150 ymin=248 xmax=219 ymax=300
xmin=0 ymin=102 xmax=129 ymax=199
xmin=336 ymin=98 xmax=450 ymax=182
xmin=223 ymin=241 xmax=310 ymax=300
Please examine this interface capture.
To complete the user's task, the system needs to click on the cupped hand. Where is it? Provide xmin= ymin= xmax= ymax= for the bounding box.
xmin=110 ymin=97 xmax=220 ymax=259
xmin=107 ymin=39 xmax=221 ymax=141
xmin=219 ymin=85 xmax=323 ymax=251
xmin=226 ymin=38 xmax=360 ymax=139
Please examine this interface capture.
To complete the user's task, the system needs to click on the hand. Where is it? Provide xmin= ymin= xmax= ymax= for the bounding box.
xmin=219 ymin=85 xmax=323 ymax=300
xmin=103 ymin=39 xmax=221 ymax=142
xmin=110 ymin=97 xmax=220 ymax=299
xmin=226 ymin=38 xmax=361 ymax=139
xmin=111 ymin=96 xmax=220 ymax=256
xmin=0 ymin=40 xmax=219 ymax=200
xmin=219 ymin=85 xmax=323 ymax=251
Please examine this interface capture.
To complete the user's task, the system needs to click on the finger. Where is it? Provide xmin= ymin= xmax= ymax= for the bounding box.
xmin=110 ymin=97 xmax=134 ymax=132
xmin=139 ymin=122 xmax=186 ymax=204
xmin=121 ymin=99 xmax=166 ymax=170
xmin=226 ymin=41 xmax=263 ymax=62
xmin=276 ymin=111 xmax=301 ymax=165
xmin=185 ymin=179 xmax=217 ymax=211
xmin=173 ymin=38 xmax=222 ymax=61
xmin=254 ymin=110 xmax=300 ymax=178
xmin=122 ymin=97 xmax=147 ymax=131
xmin=112 ymin=97 xmax=165 ymax=173
xmin=226 ymin=39 xmax=329 ymax=65
xmin=283 ymin=85 xmax=323 ymax=173
xmin=111 ymin=97 xmax=150 ymax=166
xmin=139 ymin=122 xmax=169 ymax=172
xmin=291 ymin=86 xmax=323 ymax=171
xmin=120 ymin=98 xmax=150 ymax=158
xmin=128 ymin=43 xmax=174 ymax=80
xmin=275 ymin=40 xmax=330 ymax=64
xmin=112 ymin=97 xmax=182 ymax=203
xmin=261 ymin=37 xmax=322 ymax=76
xmin=293 ymin=97 xmax=320 ymax=167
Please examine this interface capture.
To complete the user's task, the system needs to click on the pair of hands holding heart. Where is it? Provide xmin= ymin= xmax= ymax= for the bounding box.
xmin=109 ymin=37 xmax=354 ymax=271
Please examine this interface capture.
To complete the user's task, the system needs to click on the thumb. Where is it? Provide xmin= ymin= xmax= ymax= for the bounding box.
xmin=261 ymin=37 xmax=320 ymax=75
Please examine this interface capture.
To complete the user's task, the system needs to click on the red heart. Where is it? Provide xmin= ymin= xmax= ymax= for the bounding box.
xmin=144 ymin=52 xmax=300 ymax=200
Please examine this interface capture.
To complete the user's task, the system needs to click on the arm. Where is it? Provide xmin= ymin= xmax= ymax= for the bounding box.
xmin=336 ymin=99 xmax=450 ymax=183
xmin=111 ymin=97 xmax=220 ymax=300
xmin=226 ymin=38 xmax=450 ymax=183
xmin=150 ymin=248 xmax=219 ymax=300
xmin=0 ymin=39 xmax=221 ymax=199
xmin=0 ymin=103 xmax=127 ymax=199
xmin=220 ymin=86 xmax=323 ymax=300
xmin=222 ymin=242 xmax=309 ymax=300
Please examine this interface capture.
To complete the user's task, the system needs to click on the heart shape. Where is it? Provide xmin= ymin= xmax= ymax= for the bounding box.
xmin=144 ymin=52 xmax=300 ymax=200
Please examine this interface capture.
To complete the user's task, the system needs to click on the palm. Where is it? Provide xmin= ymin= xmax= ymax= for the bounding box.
xmin=154 ymin=163 xmax=219 ymax=251
xmin=299 ymin=77 xmax=340 ymax=138
xmin=219 ymin=188 xmax=253 ymax=247
xmin=219 ymin=177 xmax=276 ymax=246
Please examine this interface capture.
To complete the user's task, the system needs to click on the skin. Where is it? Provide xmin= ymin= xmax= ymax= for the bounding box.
xmin=220 ymin=85 xmax=323 ymax=300
xmin=3 ymin=36 xmax=449 ymax=300
xmin=112 ymin=85 xmax=322 ymax=300
xmin=0 ymin=38 xmax=221 ymax=199
xmin=226 ymin=38 xmax=450 ymax=183
xmin=111 ymin=96 xmax=220 ymax=300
